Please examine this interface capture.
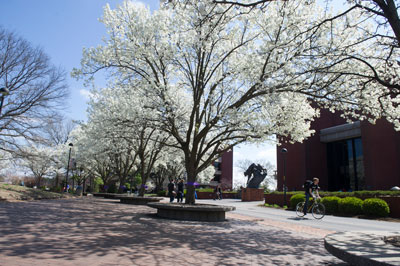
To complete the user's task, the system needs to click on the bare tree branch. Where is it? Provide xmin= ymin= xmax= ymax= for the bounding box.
xmin=0 ymin=27 xmax=69 ymax=152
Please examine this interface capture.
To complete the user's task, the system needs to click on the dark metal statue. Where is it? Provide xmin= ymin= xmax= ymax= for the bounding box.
xmin=244 ymin=163 xmax=267 ymax=189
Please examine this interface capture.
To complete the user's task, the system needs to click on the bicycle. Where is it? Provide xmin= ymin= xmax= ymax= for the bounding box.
xmin=295 ymin=198 xmax=325 ymax=219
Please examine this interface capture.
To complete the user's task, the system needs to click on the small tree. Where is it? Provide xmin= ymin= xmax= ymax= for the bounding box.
xmin=16 ymin=145 xmax=59 ymax=187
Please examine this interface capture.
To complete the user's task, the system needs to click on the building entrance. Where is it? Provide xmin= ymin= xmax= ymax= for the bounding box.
xmin=327 ymin=138 xmax=365 ymax=191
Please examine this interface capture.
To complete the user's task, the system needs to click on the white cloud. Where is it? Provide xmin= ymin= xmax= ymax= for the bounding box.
xmin=79 ymin=89 xmax=92 ymax=100
xmin=233 ymin=149 xmax=244 ymax=161
xmin=234 ymin=142 xmax=276 ymax=165
xmin=255 ymin=147 xmax=276 ymax=164
xmin=233 ymin=166 xmax=246 ymax=189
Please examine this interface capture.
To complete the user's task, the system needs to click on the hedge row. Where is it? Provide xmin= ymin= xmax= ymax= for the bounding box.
xmin=289 ymin=194 xmax=390 ymax=217
xmin=271 ymin=190 xmax=400 ymax=197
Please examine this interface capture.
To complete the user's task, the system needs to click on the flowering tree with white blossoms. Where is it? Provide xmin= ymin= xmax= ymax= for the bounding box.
xmin=17 ymin=144 xmax=62 ymax=187
xmin=82 ymin=84 xmax=179 ymax=196
xmin=67 ymin=124 xmax=132 ymax=193
xmin=74 ymin=0 xmax=369 ymax=203
xmin=213 ymin=0 xmax=400 ymax=129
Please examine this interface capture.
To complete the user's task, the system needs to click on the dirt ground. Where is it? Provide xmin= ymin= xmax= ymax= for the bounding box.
xmin=0 ymin=183 xmax=73 ymax=201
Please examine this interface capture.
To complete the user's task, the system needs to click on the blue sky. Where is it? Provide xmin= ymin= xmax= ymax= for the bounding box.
xmin=0 ymin=0 xmax=160 ymax=122
xmin=0 ymin=0 xmax=277 ymax=186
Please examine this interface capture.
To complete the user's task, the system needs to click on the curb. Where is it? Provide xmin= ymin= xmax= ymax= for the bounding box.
xmin=324 ymin=231 xmax=400 ymax=266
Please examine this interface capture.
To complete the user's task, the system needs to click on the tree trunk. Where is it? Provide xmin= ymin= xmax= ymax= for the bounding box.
xmin=184 ymin=156 xmax=198 ymax=204
xmin=36 ymin=176 xmax=42 ymax=188
xmin=118 ymin=178 xmax=124 ymax=194
xmin=139 ymin=182 xmax=145 ymax=196
xmin=185 ymin=183 xmax=196 ymax=204
xmin=185 ymin=167 xmax=197 ymax=204
xmin=54 ymin=174 xmax=59 ymax=188
xmin=138 ymin=166 xmax=147 ymax=196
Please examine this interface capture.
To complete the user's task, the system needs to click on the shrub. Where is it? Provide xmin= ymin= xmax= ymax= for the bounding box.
xmin=363 ymin=198 xmax=390 ymax=217
xmin=157 ymin=190 xmax=167 ymax=197
xmin=268 ymin=190 xmax=400 ymax=198
xmin=321 ymin=196 xmax=341 ymax=214
xmin=338 ymin=197 xmax=363 ymax=215
xmin=124 ymin=183 xmax=131 ymax=190
xmin=51 ymin=186 xmax=63 ymax=193
xmin=107 ymin=183 xmax=117 ymax=193
xmin=268 ymin=191 xmax=304 ymax=196
xmin=196 ymin=188 xmax=214 ymax=192
xmin=290 ymin=194 xmax=305 ymax=209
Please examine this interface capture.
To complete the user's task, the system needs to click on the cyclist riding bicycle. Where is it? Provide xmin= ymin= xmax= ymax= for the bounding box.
xmin=303 ymin=177 xmax=321 ymax=215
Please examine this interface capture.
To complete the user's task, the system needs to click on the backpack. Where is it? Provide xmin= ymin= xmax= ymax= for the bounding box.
xmin=303 ymin=180 xmax=313 ymax=191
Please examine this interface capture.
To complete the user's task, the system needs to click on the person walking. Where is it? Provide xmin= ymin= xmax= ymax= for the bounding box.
xmin=303 ymin=177 xmax=321 ymax=215
xmin=214 ymin=184 xmax=222 ymax=200
xmin=177 ymin=179 xmax=184 ymax=203
xmin=168 ymin=179 xmax=176 ymax=203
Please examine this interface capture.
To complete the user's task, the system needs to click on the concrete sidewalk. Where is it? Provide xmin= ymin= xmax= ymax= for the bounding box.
xmin=0 ymin=197 xmax=346 ymax=266
xmin=325 ymin=231 xmax=400 ymax=266
xmin=197 ymin=199 xmax=400 ymax=265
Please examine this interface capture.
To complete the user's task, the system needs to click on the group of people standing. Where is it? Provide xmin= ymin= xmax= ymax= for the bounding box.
xmin=167 ymin=179 xmax=185 ymax=203
xmin=167 ymin=179 xmax=224 ymax=203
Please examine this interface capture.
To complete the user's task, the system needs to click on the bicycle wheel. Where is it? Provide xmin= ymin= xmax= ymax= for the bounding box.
xmin=295 ymin=202 xmax=306 ymax=217
xmin=312 ymin=203 xmax=325 ymax=219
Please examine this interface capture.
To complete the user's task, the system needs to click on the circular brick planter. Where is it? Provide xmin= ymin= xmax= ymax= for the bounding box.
xmin=92 ymin=193 xmax=109 ymax=197
xmin=104 ymin=193 xmax=127 ymax=199
xmin=324 ymin=231 xmax=400 ymax=266
xmin=118 ymin=196 xmax=164 ymax=205
xmin=147 ymin=202 xmax=236 ymax=222
xmin=93 ymin=193 xmax=127 ymax=199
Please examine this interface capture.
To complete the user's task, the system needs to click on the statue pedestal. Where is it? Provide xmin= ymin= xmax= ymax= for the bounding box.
xmin=241 ymin=188 xmax=264 ymax=201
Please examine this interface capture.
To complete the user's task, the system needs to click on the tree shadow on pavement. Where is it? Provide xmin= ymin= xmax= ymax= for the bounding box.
xmin=0 ymin=198 xmax=347 ymax=265
xmin=287 ymin=217 xmax=311 ymax=221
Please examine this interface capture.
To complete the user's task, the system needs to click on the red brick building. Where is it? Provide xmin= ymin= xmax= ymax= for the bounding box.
xmin=212 ymin=150 xmax=233 ymax=190
xmin=277 ymin=108 xmax=400 ymax=192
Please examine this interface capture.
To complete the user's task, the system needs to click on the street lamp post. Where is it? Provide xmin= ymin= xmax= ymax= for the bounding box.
xmin=64 ymin=143 xmax=73 ymax=192
xmin=0 ymin=87 xmax=10 ymax=115
xmin=281 ymin=148 xmax=288 ymax=207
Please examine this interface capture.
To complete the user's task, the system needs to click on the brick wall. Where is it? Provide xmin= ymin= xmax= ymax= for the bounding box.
xmin=241 ymin=188 xmax=264 ymax=201
xmin=196 ymin=191 xmax=238 ymax=199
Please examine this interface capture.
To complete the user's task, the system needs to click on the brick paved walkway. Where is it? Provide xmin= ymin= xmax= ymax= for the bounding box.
xmin=0 ymin=197 xmax=346 ymax=266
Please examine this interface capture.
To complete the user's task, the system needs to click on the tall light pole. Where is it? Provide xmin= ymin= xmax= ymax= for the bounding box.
xmin=281 ymin=148 xmax=288 ymax=207
xmin=0 ymin=87 xmax=10 ymax=115
xmin=64 ymin=143 xmax=73 ymax=192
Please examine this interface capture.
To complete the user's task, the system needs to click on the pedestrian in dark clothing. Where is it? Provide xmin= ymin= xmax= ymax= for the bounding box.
xmin=214 ymin=184 xmax=222 ymax=200
xmin=168 ymin=179 xmax=175 ymax=203
xmin=177 ymin=179 xmax=184 ymax=203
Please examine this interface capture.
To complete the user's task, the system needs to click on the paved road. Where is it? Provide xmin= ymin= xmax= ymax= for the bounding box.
xmin=0 ymin=197 xmax=346 ymax=266
xmin=197 ymin=199 xmax=400 ymax=232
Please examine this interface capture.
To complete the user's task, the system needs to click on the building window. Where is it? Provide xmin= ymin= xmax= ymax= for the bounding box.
xmin=213 ymin=161 xmax=221 ymax=171
xmin=327 ymin=137 xmax=364 ymax=191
